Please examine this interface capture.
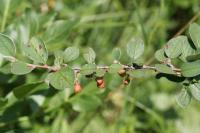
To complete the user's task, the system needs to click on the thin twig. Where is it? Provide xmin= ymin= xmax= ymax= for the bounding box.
xmin=3 ymin=55 xmax=182 ymax=76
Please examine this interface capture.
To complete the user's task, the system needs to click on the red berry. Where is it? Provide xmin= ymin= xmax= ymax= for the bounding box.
xmin=74 ymin=82 xmax=82 ymax=93
xmin=123 ymin=77 xmax=130 ymax=85
xmin=98 ymin=80 xmax=105 ymax=89
xmin=96 ymin=78 xmax=104 ymax=85
xmin=96 ymin=77 xmax=105 ymax=89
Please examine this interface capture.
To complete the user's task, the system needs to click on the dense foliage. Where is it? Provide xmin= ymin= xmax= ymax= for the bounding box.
xmin=0 ymin=0 xmax=200 ymax=132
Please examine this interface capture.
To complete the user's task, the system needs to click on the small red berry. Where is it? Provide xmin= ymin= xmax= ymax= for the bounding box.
xmin=74 ymin=82 xmax=82 ymax=93
xmin=96 ymin=77 xmax=105 ymax=89
xmin=96 ymin=78 xmax=104 ymax=85
xmin=123 ymin=77 xmax=130 ymax=85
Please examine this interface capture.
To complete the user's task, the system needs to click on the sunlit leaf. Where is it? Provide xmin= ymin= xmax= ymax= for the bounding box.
xmin=48 ymin=67 xmax=74 ymax=90
xmin=126 ymin=37 xmax=144 ymax=60
xmin=81 ymin=64 xmax=96 ymax=75
xmin=181 ymin=60 xmax=200 ymax=77
xmin=83 ymin=48 xmax=96 ymax=63
xmin=112 ymin=48 xmax=121 ymax=60
xmin=155 ymin=64 xmax=175 ymax=74
xmin=23 ymin=37 xmax=48 ymax=64
xmin=189 ymin=23 xmax=200 ymax=48
xmin=189 ymin=82 xmax=200 ymax=101
xmin=164 ymin=36 xmax=183 ymax=58
xmin=64 ymin=47 xmax=79 ymax=63
xmin=11 ymin=61 xmax=34 ymax=75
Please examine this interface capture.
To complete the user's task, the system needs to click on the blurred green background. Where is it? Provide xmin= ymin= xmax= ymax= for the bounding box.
xmin=0 ymin=0 xmax=200 ymax=133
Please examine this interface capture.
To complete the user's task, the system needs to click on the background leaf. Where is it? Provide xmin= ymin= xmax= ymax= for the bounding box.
xmin=176 ymin=88 xmax=191 ymax=108
xmin=0 ymin=33 xmax=16 ymax=57
xmin=13 ymin=82 xmax=48 ymax=99
xmin=189 ymin=82 xmax=200 ymax=101
xmin=70 ymin=94 xmax=102 ymax=112
xmin=43 ymin=19 xmax=78 ymax=44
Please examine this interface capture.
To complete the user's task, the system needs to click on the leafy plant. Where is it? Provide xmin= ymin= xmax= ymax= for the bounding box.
xmin=0 ymin=0 xmax=200 ymax=132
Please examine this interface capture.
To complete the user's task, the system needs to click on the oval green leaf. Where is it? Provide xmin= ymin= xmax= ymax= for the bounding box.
xmin=83 ymin=48 xmax=96 ymax=63
xmin=155 ymin=49 xmax=167 ymax=62
xmin=81 ymin=64 xmax=96 ymax=75
xmin=11 ymin=61 xmax=34 ymax=75
xmin=112 ymin=48 xmax=121 ymax=61
xmin=189 ymin=82 xmax=200 ymax=101
xmin=64 ymin=47 xmax=79 ymax=63
xmin=164 ymin=36 xmax=183 ymax=58
xmin=48 ymin=67 xmax=74 ymax=90
xmin=176 ymin=88 xmax=191 ymax=108
xmin=181 ymin=60 xmax=200 ymax=77
xmin=109 ymin=64 xmax=123 ymax=74
xmin=189 ymin=23 xmax=200 ymax=48
xmin=126 ymin=37 xmax=144 ymax=60
xmin=155 ymin=64 xmax=175 ymax=74
xmin=179 ymin=36 xmax=196 ymax=62
xmin=23 ymin=37 xmax=48 ymax=64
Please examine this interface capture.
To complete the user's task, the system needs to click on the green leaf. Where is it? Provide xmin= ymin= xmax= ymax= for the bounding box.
xmin=43 ymin=19 xmax=78 ymax=44
xmin=189 ymin=23 xmax=200 ymax=48
xmin=176 ymin=88 xmax=191 ymax=108
xmin=54 ymin=51 xmax=64 ymax=66
xmin=13 ymin=82 xmax=49 ymax=99
xmin=63 ymin=47 xmax=79 ymax=63
xmin=0 ymin=33 xmax=16 ymax=57
xmin=127 ymin=69 xmax=153 ymax=78
xmin=81 ymin=64 xmax=96 ymax=75
xmin=25 ymin=11 xmax=39 ymax=36
xmin=83 ymin=48 xmax=96 ymax=63
xmin=126 ymin=37 xmax=144 ymax=60
xmin=70 ymin=94 xmax=102 ymax=112
xmin=186 ymin=53 xmax=200 ymax=62
xmin=23 ymin=37 xmax=48 ymax=64
xmin=11 ymin=61 xmax=34 ymax=75
xmin=179 ymin=36 xmax=196 ymax=62
xmin=155 ymin=49 xmax=167 ymax=62
xmin=181 ymin=60 xmax=200 ymax=77
xmin=155 ymin=64 xmax=175 ymax=74
xmin=48 ymin=67 xmax=74 ymax=90
xmin=112 ymin=48 xmax=121 ymax=60
xmin=189 ymin=82 xmax=200 ymax=101
xmin=164 ymin=36 xmax=183 ymax=58
xmin=95 ymin=69 xmax=106 ymax=77
xmin=109 ymin=64 xmax=123 ymax=73
xmin=0 ymin=98 xmax=7 ymax=108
